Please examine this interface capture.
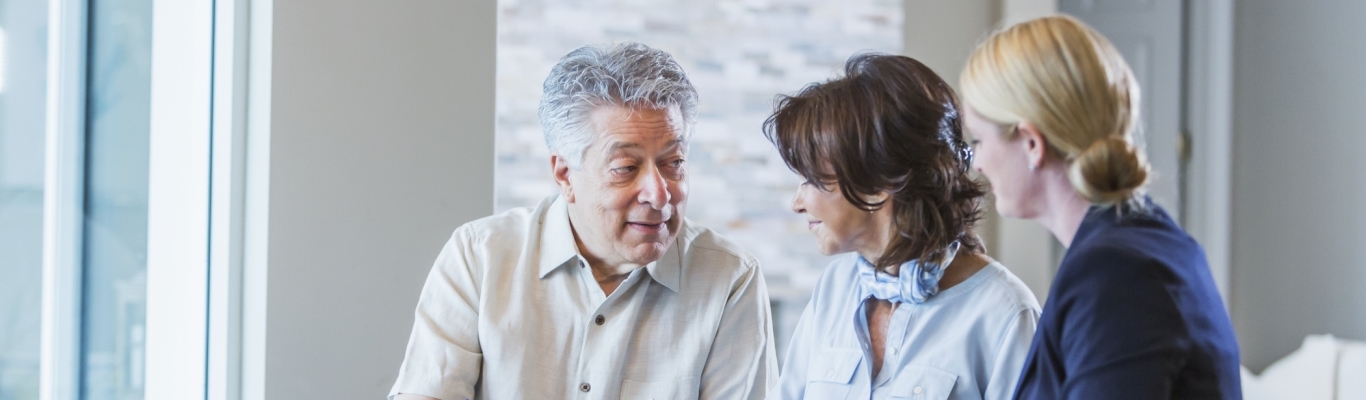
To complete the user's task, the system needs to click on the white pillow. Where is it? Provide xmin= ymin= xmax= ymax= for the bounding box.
xmin=1241 ymin=335 xmax=1339 ymax=400
xmin=1338 ymin=339 xmax=1366 ymax=400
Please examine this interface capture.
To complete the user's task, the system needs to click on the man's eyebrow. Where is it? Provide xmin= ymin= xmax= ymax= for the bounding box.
xmin=605 ymin=142 xmax=642 ymax=154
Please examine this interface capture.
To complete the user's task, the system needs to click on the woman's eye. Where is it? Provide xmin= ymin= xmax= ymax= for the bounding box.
xmin=802 ymin=179 xmax=833 ymax=191
xmin=969 ymin=139 xmax=981 ymax=147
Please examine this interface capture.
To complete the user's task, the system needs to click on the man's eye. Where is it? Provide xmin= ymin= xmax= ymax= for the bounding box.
xmin=668 ymin=159 xmax=685 ymax=168
xmin=612 ymin=166 xmax=637 ymax=174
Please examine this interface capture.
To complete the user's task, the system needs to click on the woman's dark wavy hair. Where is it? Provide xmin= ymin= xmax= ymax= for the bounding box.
xmin=763 ymin=53 xmax=988 ymax=271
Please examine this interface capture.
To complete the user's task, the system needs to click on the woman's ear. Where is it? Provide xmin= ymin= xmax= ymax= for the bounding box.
xmin=865 ymin=191 xmax=891 ymax=208
xmin=1016 ymin=121 xmax=1048 ymax=171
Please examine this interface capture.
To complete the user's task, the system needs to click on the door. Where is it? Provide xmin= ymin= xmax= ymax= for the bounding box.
xmin=1060 ymin=0 xmax=1185 ymax=222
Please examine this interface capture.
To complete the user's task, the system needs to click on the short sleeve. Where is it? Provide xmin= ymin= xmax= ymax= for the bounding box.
xmin=389 ymin=228 xmax=485 ymax=400
xmin=984 ymin=307 xmax=1040 ymax=400
xmin=698 ymin=259 xmax=779 ymax=400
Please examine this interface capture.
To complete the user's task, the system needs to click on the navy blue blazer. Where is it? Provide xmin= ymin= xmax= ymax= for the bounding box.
xmin=1013 ymin=200 xmax=1242 ymax=400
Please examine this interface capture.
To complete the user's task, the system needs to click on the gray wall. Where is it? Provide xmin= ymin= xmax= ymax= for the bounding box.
xmin=1231 ymin=0 xmax=1366 ymax=370
xmin=261 ymin=1 xmax=496 ymax=397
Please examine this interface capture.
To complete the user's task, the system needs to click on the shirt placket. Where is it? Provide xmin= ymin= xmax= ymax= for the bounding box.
xmin=853 ymin=298 xmax=875 ymax=400
xmin=871 ymin=304 xmax=914 ymax=398
xmin=573 ymin=264 xmax=644 ymax=400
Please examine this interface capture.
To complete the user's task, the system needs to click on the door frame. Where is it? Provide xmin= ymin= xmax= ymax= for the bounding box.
xmin=1182 ymin=0 xmax=1235 ymax=308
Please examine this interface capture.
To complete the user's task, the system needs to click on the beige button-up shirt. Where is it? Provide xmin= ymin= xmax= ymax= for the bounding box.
xmin=389 ymin=196 xmax=777 ymax=400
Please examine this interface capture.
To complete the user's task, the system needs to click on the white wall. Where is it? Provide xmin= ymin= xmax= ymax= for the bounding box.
xmin=1001 ymin=0 xmax=1057 ymax=26
xmin=1229 ymin=0 xmax=1366 ymax=371
xmin=248 ymin=1 xmax=496 ymax=397
xmin=903 ymin=0 xmax=998 ymax=87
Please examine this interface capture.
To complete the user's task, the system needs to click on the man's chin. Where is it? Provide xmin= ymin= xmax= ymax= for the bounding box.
xmin=621 ymin=241 xmax=673 ymax=265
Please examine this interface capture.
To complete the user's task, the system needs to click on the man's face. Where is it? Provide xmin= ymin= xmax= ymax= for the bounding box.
xmin=555 ymin=105 xmax=689 ymax=267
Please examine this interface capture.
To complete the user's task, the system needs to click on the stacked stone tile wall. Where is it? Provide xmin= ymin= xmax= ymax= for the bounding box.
xmin=496 ymin=0 xmax=901 ymax=347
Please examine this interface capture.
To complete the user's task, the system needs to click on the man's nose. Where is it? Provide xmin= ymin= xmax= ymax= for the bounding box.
xmin=637 ymin=165 xmax=670 ymax=209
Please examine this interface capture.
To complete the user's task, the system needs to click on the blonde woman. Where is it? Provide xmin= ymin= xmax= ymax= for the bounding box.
xmin=959 ymin=16 xmax=1241 ymax=399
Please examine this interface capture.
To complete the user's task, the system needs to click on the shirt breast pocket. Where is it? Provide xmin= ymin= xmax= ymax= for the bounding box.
xmin=889 ymin=365 xmax=958 ymax=400
xmin=802 ymin=348 xmax=862 ymax=400
xmin=619 ymin=376 xmax=699 ymax=400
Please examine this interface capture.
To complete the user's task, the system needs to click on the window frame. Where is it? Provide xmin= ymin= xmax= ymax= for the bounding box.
xmin=143 ymin=0 xmax=215 ymax=398
xmin=40 ymin=0 xmax=88 ymax=399
xmin=39 ymin=0 xmax=248 ymax=398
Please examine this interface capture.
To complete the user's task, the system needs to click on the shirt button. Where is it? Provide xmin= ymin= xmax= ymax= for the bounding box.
xmin=890 ymin=347 xmax=898 ymax=355
xmin=580 ymin=382 xmax=591 ymax=392
xmin=826 ymin=369 xmax=835 ymax=379
xmin=913 ymin=385 xmax=923 ymax=394
xmin=594 ymin=315 xmax=605 ymax=325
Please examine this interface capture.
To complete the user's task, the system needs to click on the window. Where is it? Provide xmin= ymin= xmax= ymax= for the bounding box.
xmin=80 ymin=0 xmax=152 ymax=398
xmin=0 ymin=0 xmax=48 ymax=398
xmin=5 ymin=0 xmax=215 ymax=398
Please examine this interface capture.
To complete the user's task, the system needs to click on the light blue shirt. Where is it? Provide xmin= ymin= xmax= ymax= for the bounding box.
xmin=774 ymin=255 xmax=1040 ymax=400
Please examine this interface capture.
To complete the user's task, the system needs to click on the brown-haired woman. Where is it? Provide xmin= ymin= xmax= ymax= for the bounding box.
xmin=766 ymin=53 xmax=1039 ymax=400
xmin=960 ymin=16 xmax=1240 ymax=399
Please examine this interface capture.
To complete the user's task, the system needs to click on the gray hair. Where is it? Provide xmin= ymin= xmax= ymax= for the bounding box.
xmin=538 ymin=42 xmax=699 ymax=168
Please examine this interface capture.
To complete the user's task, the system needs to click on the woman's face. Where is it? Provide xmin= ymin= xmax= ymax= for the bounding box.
xmin=791 ymin=179 xmax=885 ymax=256
xmin=963 ymin=104 xmax=1043 ymax=219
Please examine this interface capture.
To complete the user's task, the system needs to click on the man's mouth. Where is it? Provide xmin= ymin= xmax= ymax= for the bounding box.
xmin=628 ymin=221 xmax=667 ymax=232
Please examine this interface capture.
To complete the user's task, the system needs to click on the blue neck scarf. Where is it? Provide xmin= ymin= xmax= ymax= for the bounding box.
xmin=856 ymin=241 xmax=961 ymax=304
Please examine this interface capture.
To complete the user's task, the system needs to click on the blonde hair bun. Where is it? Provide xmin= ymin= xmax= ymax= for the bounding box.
xmin=1068 ymin=136 xmax=1149 ymax=205
xmin=960 ymin=15 xmax=1150 ymax=207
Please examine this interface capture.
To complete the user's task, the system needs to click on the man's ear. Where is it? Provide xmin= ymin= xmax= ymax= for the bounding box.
xmin=1016 ymin=121 xmax=1049 ymax=170
xmin=550 ymin=153 xmax=575 ymax=203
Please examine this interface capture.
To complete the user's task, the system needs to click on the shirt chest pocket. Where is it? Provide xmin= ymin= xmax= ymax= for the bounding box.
xmin=888 ymin=365 xmax=958 ymax=400
xmin=802 ymin=348 xmax=863 ymax=400
xmin=619 ymin=376 xmax=699 ymax=400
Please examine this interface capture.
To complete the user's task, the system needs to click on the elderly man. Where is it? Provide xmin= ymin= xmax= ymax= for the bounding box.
xmin=389 ymin=42 xmax=777 ymax=400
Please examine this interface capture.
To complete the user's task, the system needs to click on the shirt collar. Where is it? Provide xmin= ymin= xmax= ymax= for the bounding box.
xmin=538 ymin=196 xmax=581 ymax=278
xmin=645 ymin=234 xmax=683 ymax=293
xmin=536 ymin=195 xmax=683 ymax=293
